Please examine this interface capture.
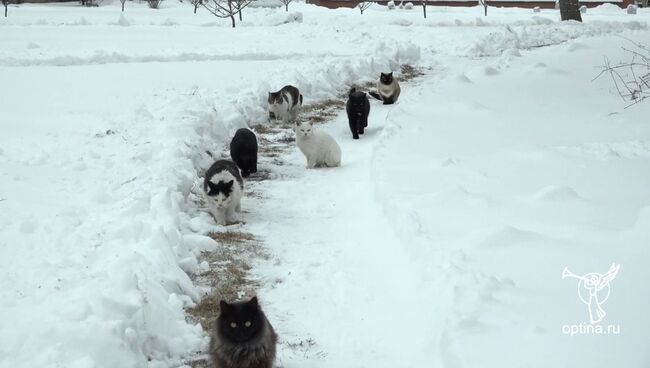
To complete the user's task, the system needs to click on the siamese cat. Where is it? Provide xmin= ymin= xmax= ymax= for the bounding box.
xmin=368 ymin=72 xmax=401 ymax=105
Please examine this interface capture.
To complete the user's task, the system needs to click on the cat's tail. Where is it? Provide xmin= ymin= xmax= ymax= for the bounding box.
xmin=300 ymin=94 xmax=303 ymax=106
xmin=368 ymin=91 xmax=383 ymax=101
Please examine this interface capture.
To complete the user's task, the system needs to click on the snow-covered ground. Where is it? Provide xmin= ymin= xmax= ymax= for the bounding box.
xmin=1 ymin=1 xmax=648 ymax=368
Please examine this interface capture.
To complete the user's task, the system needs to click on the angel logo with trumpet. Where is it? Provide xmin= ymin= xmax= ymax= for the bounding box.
xmin=562 ymin=263 xmax=620 ymax=324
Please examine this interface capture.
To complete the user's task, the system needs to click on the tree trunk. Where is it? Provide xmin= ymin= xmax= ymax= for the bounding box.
xmin=360 ymin=6 xmax=363 ymax=13
xmin=423 ymin=2 xmax=426 ymax=18
xmin=642 ymin=0 xmax=647 ymax=7
xmin=238 ymin=7 xmax=242 ymax=20
xmin=194 ymin=3 xmax=198 ymax=13
xmin=230 ymin=14 xmax=235 ymax=27
xmin=285 ymin=2 xmax=288 ymax=11
xmin=559 ymin=0 xmax=582 ymax=21
xmin=4 ymin=4 xmax=7 ymax=17
xmin=121 ymin=1 xmax=125 ymax=11
xmin=484 ymin=3 xmax=487 ymax=15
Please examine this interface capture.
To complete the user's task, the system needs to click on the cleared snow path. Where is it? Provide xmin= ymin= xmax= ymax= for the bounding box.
xmin=249 ymin=96 xmax=438 ymax=366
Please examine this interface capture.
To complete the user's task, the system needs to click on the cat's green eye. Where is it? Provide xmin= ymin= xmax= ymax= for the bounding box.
xmin=244 ymin=321 xmax=251 ymax=327
xmin=230 ymin=322 xmax=237 ymax=328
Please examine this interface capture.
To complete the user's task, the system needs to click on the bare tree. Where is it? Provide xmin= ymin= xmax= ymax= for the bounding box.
xmin=2 ymin=0 xmax=9 ymax=17
xmin=478 ymin=0 xmax=487 ymax=15
xmin=422 ymin=0 xmax=426 ymax=18
xmin=358 ymin=0 xmax=372 ymax=14
xmin=279 ymin=0 xmax=292 ymax=11
xmin=594 ymin=39 xmax=650 ymax=107
xmin=147 ymin=0 xmax=162 ymax=8
xmin=192 ymin=0 xmax=202 ymax=13
xmin=203 ymin=0 xmax=253 ymax=27
xmin=558 ymin=0 xmax=581 ymax=21
xmin=80 ymin=0 xmax=102 ymax=6
xmin=234 ymin=0 xmax=250 ymax=20
xmin=120 ymin=0 xmax=126 ymax=11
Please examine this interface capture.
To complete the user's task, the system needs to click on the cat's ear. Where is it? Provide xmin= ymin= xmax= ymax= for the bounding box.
xmin=380 ymin=72 xmax=386 ymax=77
xmin=249 ymin=296 xmax=259 ymax=309
xmin=388 ymin=72 xmax=393 ymax=77
xmin=220 ymin=300 xmax=231 ymax=312
xmin=226 ymin=180 xmax=234 ymax=187
xmin=206 ymin=181 xmax=215 ymax=194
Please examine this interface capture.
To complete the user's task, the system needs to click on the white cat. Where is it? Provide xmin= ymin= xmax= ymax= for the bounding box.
xmin=203 ymin=160 xmax=244 ymax=226
xmin=295 ymin=122 xmax=342 ymax=168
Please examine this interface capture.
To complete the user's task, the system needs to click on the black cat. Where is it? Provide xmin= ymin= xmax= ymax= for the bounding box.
xmin=229 ymin=128 xmax=258 ymax=178
xmin=346 ymin=88 xmax=370 ymax=140
xmin=209 ymin=297 xmax=278 ymax=368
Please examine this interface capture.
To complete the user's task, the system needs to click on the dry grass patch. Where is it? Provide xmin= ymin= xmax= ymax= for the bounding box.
xmin=400 ymin=64 xmax=425 ymax=82
xmin=187 ymin=231 xmax=265 ymax=332
xmin=251 ymin=124 xmax=277 ymax=134
xmin=208 ymin=231 xmax=256 ymax=244
xmin=301 ymin=99 xmax=346 ymax=125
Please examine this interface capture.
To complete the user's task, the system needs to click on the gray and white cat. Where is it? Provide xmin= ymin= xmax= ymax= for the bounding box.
xmin=295 ymin=121 xmax=341 ymax=168
xmin=268 ymin=85 xmax=303 ymax=123
xmin=210 ymin=297 xmax=277 ymax=368
xmin=203 ymin=160 xmax=244 ymax=226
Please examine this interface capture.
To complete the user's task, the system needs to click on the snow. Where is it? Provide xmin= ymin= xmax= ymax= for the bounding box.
xmin=1 ymin=1 xmax=649 ymax=368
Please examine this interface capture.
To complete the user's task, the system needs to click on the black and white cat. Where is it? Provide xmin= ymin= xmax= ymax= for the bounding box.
xmin=203 ymin=160 xmax=244 ymax=226
xmin=346 ymin=87 xmax=370 ymax=140
xmin=209 ymin=297 xmax=277 ymax=368
xmin=295 ymin=121 xmax=341 ymax=168
xmin=230 ymin=128 xmax=258 ymax=178
xmin=268 ymin=85 xmax=303 ymax=123
xmin=368 ymin=72 xmax=401 ymax=105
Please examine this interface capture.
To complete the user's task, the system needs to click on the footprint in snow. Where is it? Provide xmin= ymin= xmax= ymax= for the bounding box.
xmin=484 ymin=66 xmax=500 ymax=76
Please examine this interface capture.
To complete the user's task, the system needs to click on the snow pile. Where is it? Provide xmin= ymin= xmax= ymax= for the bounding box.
xmin=283 ymin=11 xmax=303 ymax=24
xmin=117 ymin=13 xmax=131 ymax=26
xmin=248 ymin=0 xmax=283 ymax=8
xmin=367 ymin=33 xmax=650 ymax=367
xmin=467 ymin=20 xmax=648 ymax=57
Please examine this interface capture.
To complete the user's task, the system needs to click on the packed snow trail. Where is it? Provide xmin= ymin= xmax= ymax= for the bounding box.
xmin=248 ymin=99 xmax=439 ymax=367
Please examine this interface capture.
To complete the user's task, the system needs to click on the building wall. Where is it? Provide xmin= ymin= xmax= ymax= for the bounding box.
xmin=16 ymin=0 xmax=78 ymax=3
xmin=307 ymin=0 xmax=631 ymax=9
